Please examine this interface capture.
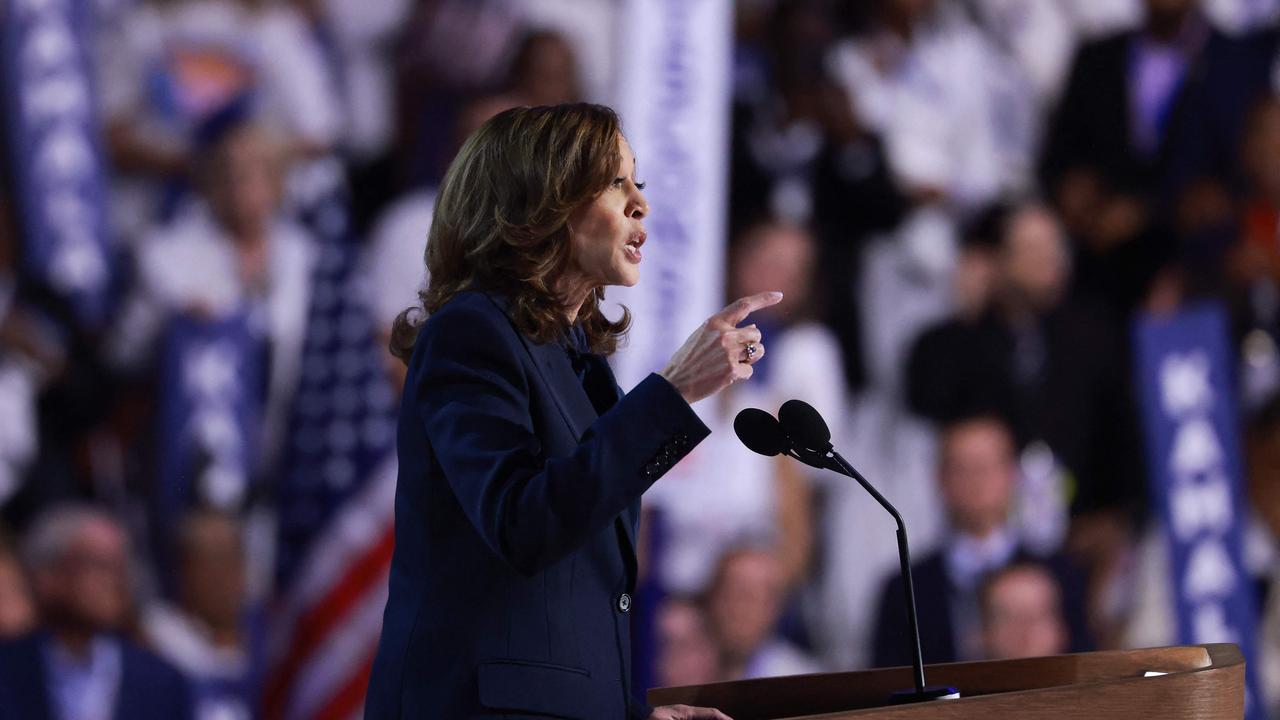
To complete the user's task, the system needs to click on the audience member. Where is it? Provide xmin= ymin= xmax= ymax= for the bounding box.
xmin=107 ymin=109 xmax=318 ymax=481
xmin=979 ymin=560 xmax=1070 ymax=660
xmin=1227 ymin=97 xmax=1280 ymax=363
xmin=364 ymin=93 xmax=518 ymax=389
xmin=654 ymin=596 xmax=721 ymax=689
xmin=142 ymin=509 xmax=255 ymax=720
xmin=906 ymin=202 xmax=1142 ymax=520
xmin=829 ymin=0 xmax=1033 ymax=210
xmin=871 ymin=415 xmax=1090 ymax=666
xmin=729 ymin=0 xmax=907 ymax=393
xmin=704 ymin=546 xmax=821 ymax=680
xmin=95 ymin=0 xmax=343 ymax=241
xmin=0 ymin=506 xmax=192 ymax=720
xmin=506 ymin=29 xmax=582 ymax=107
xmin=644 ymin=221 xmax=843 ymax=593
xmin=1040 ymin=0 xmax=1254 ymax=314
xmin=828 ymin=0 xmax=1033 ymax=400
xmin=0 ymin=536 xmax=35 ymax=638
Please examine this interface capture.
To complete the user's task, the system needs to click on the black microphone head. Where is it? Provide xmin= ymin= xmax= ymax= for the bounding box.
xmin=779 ymin=399 xmax=831 ymax=450
xmin=734 ymin=408 xmax=788 ymax=457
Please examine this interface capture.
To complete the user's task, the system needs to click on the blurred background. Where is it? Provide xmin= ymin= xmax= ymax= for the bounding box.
xmin=0 ymin=0 xmax=1279 ymax=718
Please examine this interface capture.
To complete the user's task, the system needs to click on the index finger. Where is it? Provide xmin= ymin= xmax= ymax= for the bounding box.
xmin=717 ymin=291 xmax=783 ymax=326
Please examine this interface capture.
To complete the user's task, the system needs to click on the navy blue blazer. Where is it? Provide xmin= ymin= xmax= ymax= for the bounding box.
xmin=0 ymin=632 xmax=193 ymax=720
xmin=364 ymin=291 xmax=710 ymax=719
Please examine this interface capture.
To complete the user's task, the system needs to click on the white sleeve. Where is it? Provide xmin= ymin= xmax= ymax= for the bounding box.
xmin=771 ymin=323 xmax=849 ymax=445
xmin=256 ymin=9 xmax=345 ymax=146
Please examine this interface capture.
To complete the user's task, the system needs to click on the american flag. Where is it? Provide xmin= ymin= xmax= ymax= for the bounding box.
xmin=263 ymin=215 xmax=400 ymax=720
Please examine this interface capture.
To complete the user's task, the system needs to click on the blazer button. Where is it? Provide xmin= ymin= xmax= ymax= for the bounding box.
xmin=617 ymin=593 xmax=632 ymax=613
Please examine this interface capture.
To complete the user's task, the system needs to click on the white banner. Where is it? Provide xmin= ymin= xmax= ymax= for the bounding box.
xmin=607 ymin=0 xmax=732 ymax=390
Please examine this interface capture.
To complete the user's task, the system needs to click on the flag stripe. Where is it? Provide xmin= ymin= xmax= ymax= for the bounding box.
xmin=265 ymin=524 xmax=395 ymax=718
xmin=289 ymin=578 xmax=388 ymax=720
xmin=313 ymin=648 xmax=377 ymax=720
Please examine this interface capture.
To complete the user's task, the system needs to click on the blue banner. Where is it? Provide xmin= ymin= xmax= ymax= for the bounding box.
xmin=1134 ymin=302 xmax=1263 ymax=719
xmin=155 ymin=311 xmax=265 ymax=519
xmin=2 ymin=0 xmax=113 ymax=329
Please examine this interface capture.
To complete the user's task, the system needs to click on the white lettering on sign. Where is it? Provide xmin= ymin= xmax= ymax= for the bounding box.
xmin=1192 ymin=602 xmax=1240 ymax=645
xmin=1169 ymin=418 xmax=1223 ymax=479
xmin=1182 ymin=538 xmax=1237 ymax=600
xmin=1159 ymin=351 xmax=1214 ymax=418
xmin=1170 ymin=477 xmax=1234 ymax=540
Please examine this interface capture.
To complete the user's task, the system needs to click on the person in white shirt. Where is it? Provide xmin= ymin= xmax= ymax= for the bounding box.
xmin=108 ymin=114 xmax=317 ymax=484
xmin=96 ymin=0 xmax=343 ymax=241
xmin=142 ymin=509 xmax=253 ymax=720
xmin=642 ymin=221 xmax=845 ymax=595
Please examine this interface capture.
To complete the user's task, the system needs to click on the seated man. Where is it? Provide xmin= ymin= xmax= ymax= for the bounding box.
xmin=142 ymin=509 xmax=255 ymax=720
xmin=0 ymin=505 xmax=192 ymax=720
xmin=704 ymin=545 xmax=821 ymax=680
xmin=979 ymin=560 xmax=1070 ymax=660
xmin=870 ymin=415 xmax=1091 ymax=666
xmin=0 ymin=535 xmax=34 ymax=639
xmin=654 ymin=595 xmax=721 ymax=688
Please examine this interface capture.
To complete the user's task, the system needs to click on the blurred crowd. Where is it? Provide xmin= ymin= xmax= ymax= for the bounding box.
xmin=1 ymin=0 xmax=1280 ymax=717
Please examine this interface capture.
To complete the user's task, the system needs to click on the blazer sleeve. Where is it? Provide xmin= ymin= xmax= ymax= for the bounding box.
xmin=416 ymin=302 xmax=710 ymax=576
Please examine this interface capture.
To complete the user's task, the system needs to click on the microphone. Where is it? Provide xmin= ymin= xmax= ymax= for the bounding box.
xmin=778 ymin=399 xmax=832 ymax=451
xmin=734 ymin=401 xmax=959 ymax=704
xmin=732 ymin=408 xmax=788 ymax=457
xmin=734 ymin=405 xmax=833 ymax=470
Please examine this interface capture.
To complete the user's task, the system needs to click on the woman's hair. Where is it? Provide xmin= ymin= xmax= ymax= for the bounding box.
xmin=389 ymin=103 xmax=632 ymax=362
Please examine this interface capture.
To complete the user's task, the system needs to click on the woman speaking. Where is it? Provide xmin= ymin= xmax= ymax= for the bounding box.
xmin=364 ymin=103 xmax=779 ymax=720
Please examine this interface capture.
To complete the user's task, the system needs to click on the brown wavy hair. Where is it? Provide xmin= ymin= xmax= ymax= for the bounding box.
xmin=389 ymin=103 xmax=632 ymax=363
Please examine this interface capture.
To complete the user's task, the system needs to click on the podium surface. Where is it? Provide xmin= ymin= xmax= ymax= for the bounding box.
xmin=648 ymin=644 xmax=1244 ymax=719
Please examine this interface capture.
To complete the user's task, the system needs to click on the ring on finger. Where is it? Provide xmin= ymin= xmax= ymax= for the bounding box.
xmin=743 ymin=342 xmax=758 ymax=361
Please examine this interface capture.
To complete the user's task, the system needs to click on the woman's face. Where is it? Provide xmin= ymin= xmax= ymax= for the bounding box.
xmin=565 ymin=135 xmax=648 ymax=291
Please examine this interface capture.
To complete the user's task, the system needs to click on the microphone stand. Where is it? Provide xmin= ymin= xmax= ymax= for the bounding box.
xmin=784 ymin=444 xmax=956 ymax=703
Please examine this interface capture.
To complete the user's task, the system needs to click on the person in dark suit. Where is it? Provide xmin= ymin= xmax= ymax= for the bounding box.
xmin=1039 ymin=0 xmax=1251 ymax=313
xmin=365 ymin=104 xmax=780 ymax=719
xmin=870 ymin=416 xmax=1091 ymax=668
xmin=0 ymin=505 xmax=193 ymax=720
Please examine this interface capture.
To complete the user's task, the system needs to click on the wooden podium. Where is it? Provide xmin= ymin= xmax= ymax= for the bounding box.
xmin=647 ymin=644 xmax=1244 ymax=719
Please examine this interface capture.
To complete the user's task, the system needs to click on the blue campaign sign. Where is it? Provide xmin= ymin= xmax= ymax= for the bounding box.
xmin=1 ymin=0 xmax=114 ymax=329
xmin=155 ymin=311 xmax=265 ymax=519
xmin=1133 ymin=302 xmax=1262 ymax=719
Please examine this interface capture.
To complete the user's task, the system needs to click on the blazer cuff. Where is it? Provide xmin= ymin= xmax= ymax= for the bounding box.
xmin=628 ymin=372 xmax=711 ymax=465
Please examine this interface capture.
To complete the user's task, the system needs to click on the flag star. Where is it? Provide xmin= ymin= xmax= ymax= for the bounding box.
xmin=308 ymin=317 xmax=336 ymax=348
xmin=340 ymin=310 xmax=370 ymax=342
xmin=303 ymin=356 xmax=331 ymax=385
xmin=361 ymin=416 xmax=394 ymax=449
xmin=336 ymin=349 xmax=366 ymax=379
xmin=324 ymin=457 xmax=355 ymax=489
xmin=332 ymin=386 xmax=360 ymax=417
xmin=366 ymin=378 xmax=394 ymax=412
xmin=328 ymin=419 xmax=357 ymax=453
xmin=293 ymin=427 xmax=324 ymax=456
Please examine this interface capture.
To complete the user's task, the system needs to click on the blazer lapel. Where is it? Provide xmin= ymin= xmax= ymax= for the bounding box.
xmin=480 ymin=293 xmax=641 ymax=579
xmin=480 ymin=293 xmax=597 ymax=439
xmin=517 ymin=335 xmax=600 ymax=441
